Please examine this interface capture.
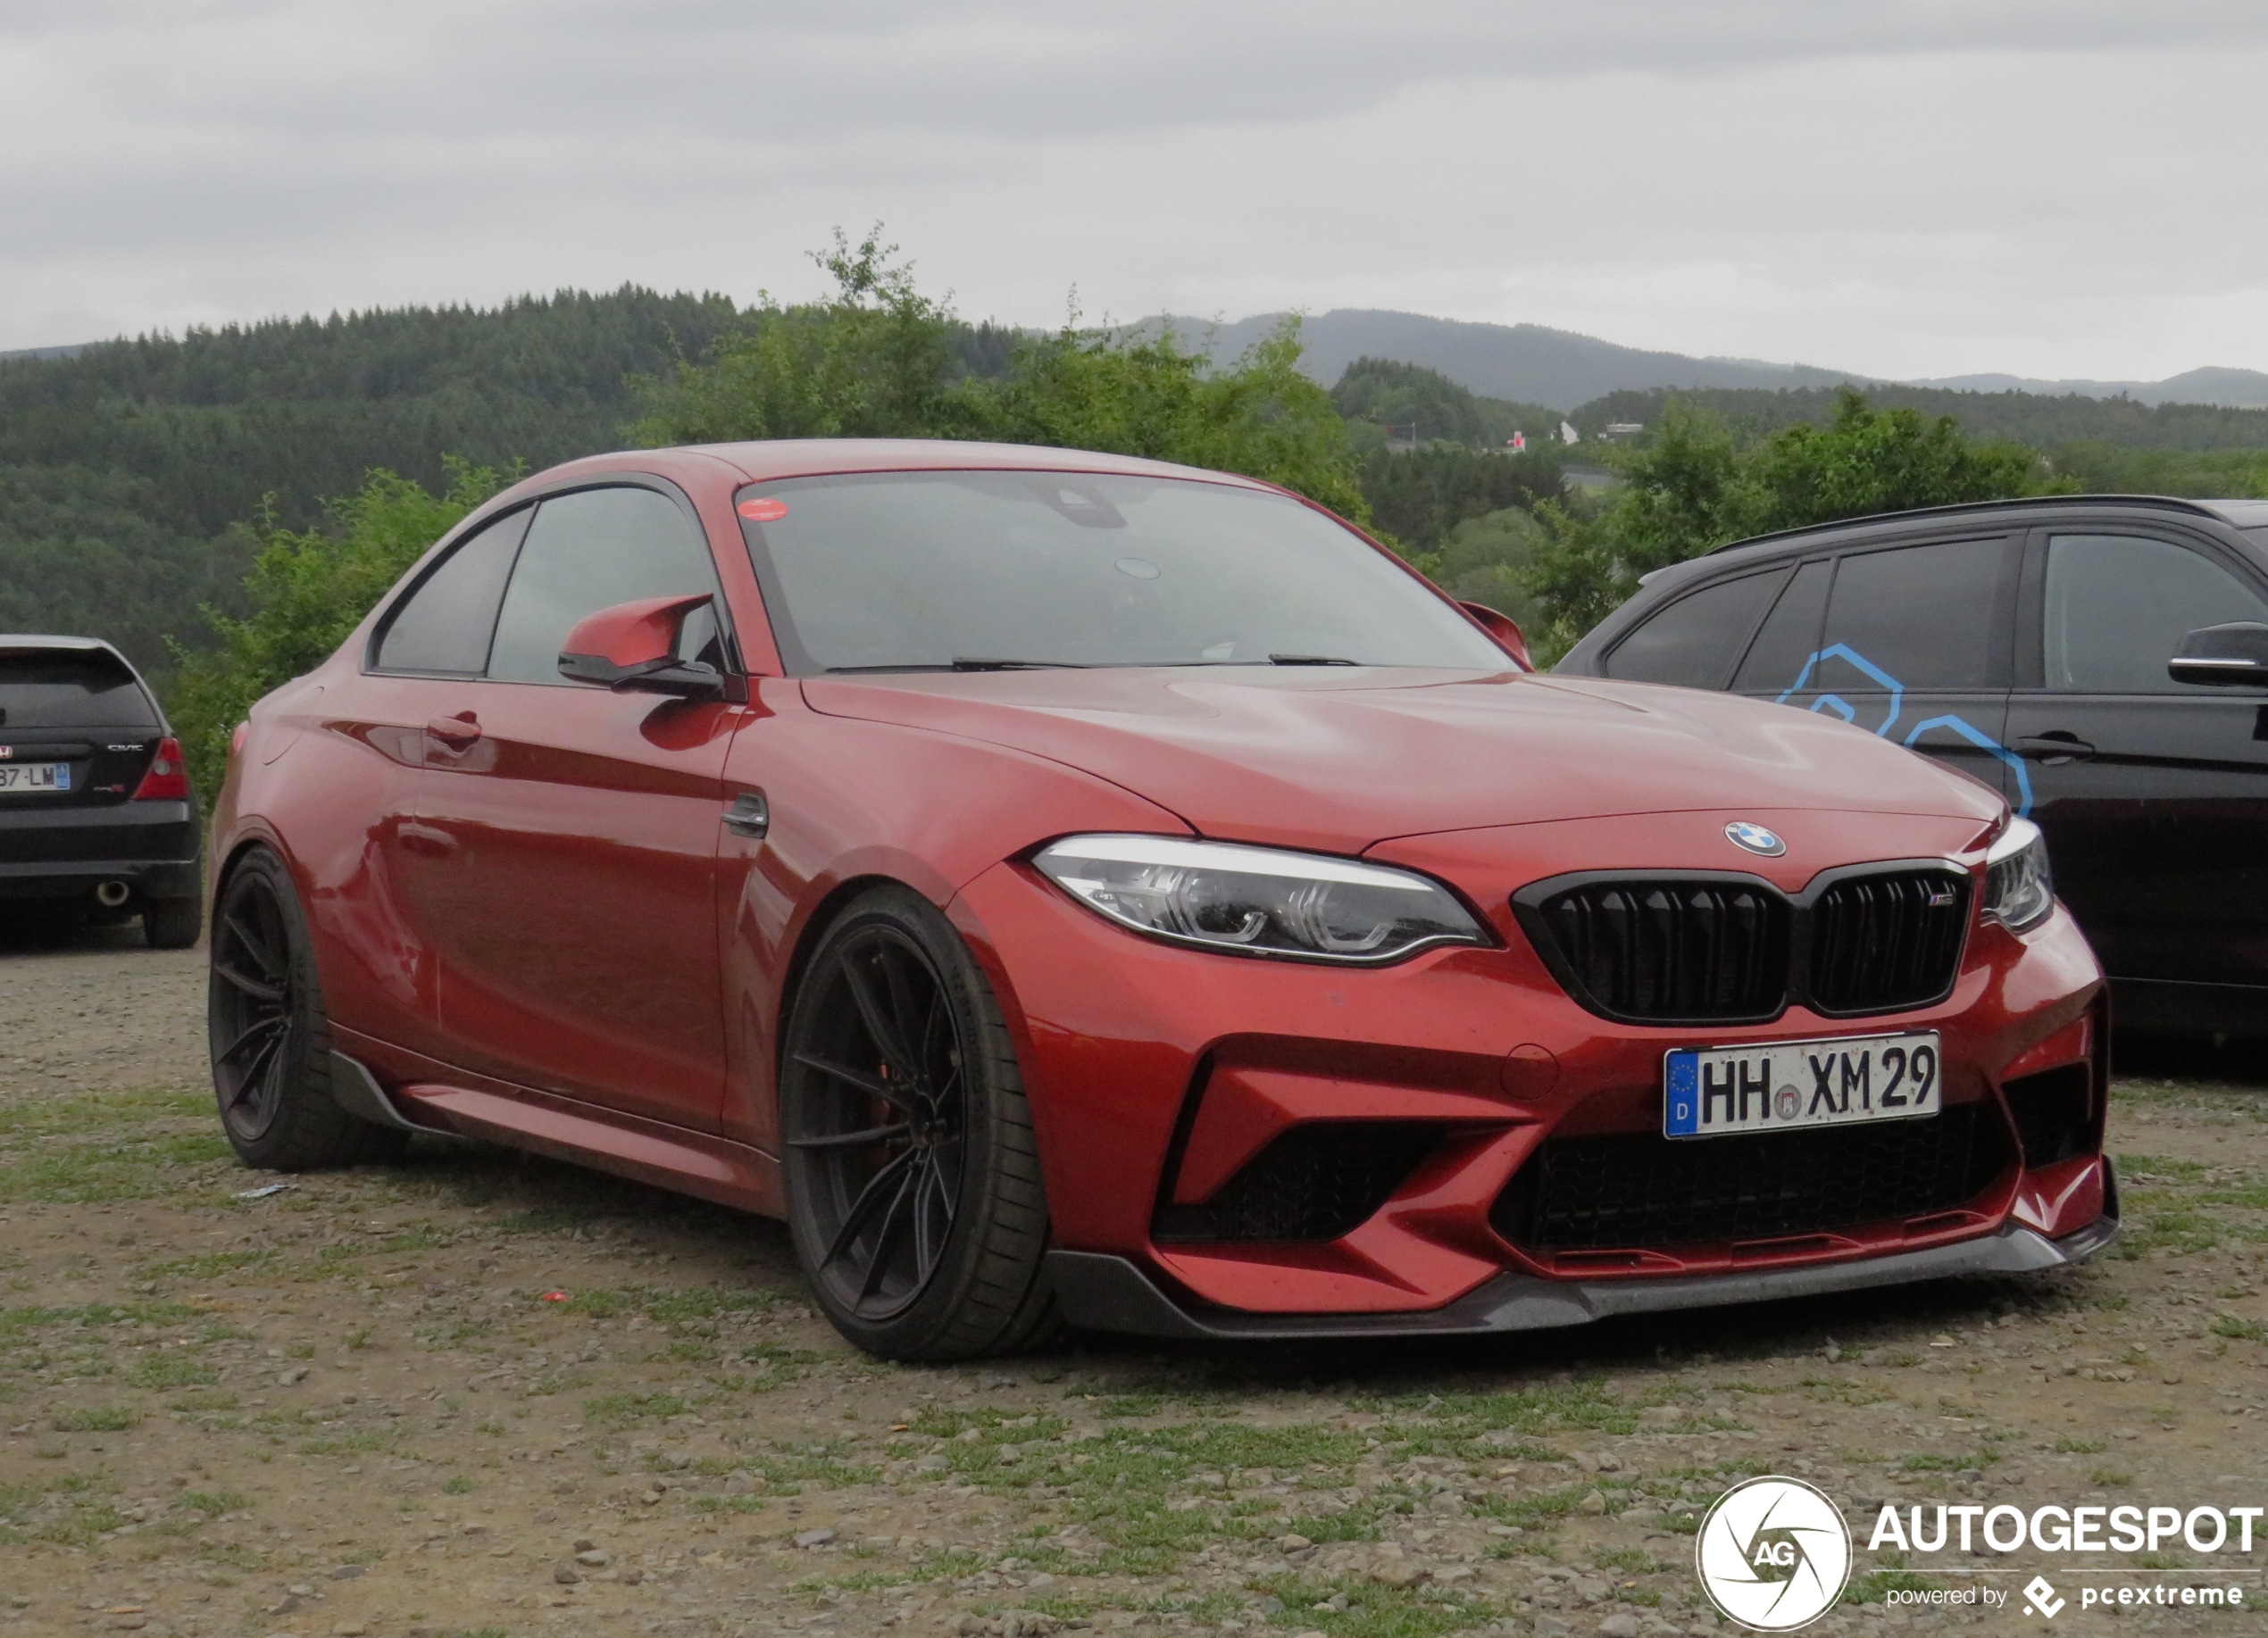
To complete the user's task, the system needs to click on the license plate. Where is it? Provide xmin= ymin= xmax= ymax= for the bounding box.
xmin=0 ymin=762 xmax=68 ymax=793
xmin=1664 ymin=1031 xmax=1941 ymax=1138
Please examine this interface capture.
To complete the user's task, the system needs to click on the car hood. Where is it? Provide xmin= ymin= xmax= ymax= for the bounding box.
xmin=800 ymin=668 xmax=2004 ymax=853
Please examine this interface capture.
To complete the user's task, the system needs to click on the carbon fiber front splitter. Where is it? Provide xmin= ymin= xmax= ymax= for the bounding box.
xmin=1045 ymin=1184 xmax=2118 ymax=1343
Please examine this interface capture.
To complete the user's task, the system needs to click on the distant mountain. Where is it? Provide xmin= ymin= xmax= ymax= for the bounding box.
xmin=1160 ymin=308 xmax=2268 ymax=414
xmin=1913 ymin=364 xmax=2268 ymax=409
xmin=0 ymin=343 xmax=86 ymax=362
xmin=1163 ymin=309 xmax=1856 ymax=412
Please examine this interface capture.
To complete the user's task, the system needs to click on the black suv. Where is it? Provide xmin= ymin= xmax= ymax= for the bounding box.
xmin=0 ymin=636 xmax=202 ymax=946
xmin=1557 ymin=496 xmax=2268 ymax=1037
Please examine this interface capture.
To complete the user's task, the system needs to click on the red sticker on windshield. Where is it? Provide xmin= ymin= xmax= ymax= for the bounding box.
xmin=738 ymin=497 xmax=788 ymax=522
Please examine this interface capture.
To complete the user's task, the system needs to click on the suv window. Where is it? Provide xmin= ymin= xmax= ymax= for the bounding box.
xmin=1732 ymin=559 xmax=1831 ymax=693
xmin=2044 ymin=533 xmax=2268 ymax=693
xmin=1604 ymin=569 xmax=1788 ymax=687
xmin=1815 ymin=537 xmax=2010 ymax=692
xmin=0 ymin=647 xmax=158 ymax=730
xmin=373 ymin=507 xmax=532 ymax=675
xmin=486 ymin=487 xmax=720 ymax=686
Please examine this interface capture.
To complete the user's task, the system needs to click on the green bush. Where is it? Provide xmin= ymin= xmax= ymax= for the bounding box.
xmin=164 ymin=460 xmax=510 ymax=807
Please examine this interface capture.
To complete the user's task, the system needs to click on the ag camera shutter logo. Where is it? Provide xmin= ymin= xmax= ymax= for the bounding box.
xmin=1695 ymin=1476 xmax=1852 ymax=1631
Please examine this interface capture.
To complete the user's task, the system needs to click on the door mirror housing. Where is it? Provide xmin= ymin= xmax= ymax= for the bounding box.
xmin=1459 ymin=602 xmax=1534 ymax=670
xmin=2168 ymin=620 xmax=2268 ymax=686
xmin=558 ymin=594 xmax=725 ymax=697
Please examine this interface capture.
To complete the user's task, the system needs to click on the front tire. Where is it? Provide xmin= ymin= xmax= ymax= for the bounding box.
xmin=780 ymin=885 xmax=1061 ymax=1360
xmin=208 ymin=848 xmax=409 ymax=1170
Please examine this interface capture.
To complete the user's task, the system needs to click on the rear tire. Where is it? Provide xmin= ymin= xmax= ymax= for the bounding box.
xmin=780 ymin=884 xmax=1062 ymax=1360
xmin=145 ymin=898 xmax=202 ymax=949
xmin=208 ymin=848 xmax=409 ymax=1170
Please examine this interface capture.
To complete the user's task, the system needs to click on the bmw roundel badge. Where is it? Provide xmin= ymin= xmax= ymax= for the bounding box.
xmin=1724 ymin=821 xmax=1786 ymax=857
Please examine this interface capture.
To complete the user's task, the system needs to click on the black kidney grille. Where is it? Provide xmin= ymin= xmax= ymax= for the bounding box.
xmin=1809 ymin=870 xmax=1970 ymax=1014
xmin=1536 ymin=881 xmax=1789 ymax=1022
xmin=1153 ymin=1121 xmax=1438 ymax=1243
xmin=1490 ymin=1103 xmax=2009 ymax=1252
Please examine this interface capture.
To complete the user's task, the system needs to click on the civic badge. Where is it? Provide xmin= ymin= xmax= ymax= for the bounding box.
xmin=1724 ymin=821 xmax=1786 ymax=858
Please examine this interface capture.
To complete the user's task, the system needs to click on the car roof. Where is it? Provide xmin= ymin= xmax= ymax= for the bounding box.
xmin=0 ymin=634 xmax=136 ymax=662
xmin=1698 ymin=494 xmax=2243 ymax=563
xmin=492 ymin=438 xmax=1280 ymax=503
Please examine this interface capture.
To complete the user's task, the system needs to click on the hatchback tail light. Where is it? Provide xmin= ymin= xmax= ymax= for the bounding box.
xmin=133 ymin=736 xmax=190 ymax=800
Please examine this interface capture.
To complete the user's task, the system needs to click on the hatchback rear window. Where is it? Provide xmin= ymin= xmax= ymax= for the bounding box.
xmin=0 ymin=649 xmax=159 ymax=730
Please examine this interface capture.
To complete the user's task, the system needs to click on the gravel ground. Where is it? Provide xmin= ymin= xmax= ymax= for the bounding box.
xmin=2 ymin=925 xmax=2265 ymax=1638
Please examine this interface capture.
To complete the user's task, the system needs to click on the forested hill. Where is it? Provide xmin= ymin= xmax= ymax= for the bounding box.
xmin=1572 ymin=383 xmax=2268 ymax=453
xmin=0 ymin=287 xmax=760 ymax=670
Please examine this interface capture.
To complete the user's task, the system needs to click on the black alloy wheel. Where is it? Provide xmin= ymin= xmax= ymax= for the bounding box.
xmin=780 ymin=885 xmax=1060 ymax=1359
xmin=207 ymin=848 xmax=408 ymax=1170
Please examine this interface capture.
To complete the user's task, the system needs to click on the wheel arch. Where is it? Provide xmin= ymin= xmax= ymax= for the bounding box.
xmin=775 ymin=872 xmax=919 ymax=1089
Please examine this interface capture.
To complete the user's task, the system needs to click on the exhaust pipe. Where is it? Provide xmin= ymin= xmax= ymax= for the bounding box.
xmin=94 ymin=879 xmax=131 ymax=909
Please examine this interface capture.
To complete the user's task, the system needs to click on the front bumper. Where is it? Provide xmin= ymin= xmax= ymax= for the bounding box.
xmin=1046 ymin=1180 xmax=2119 ymax=1340
xmin=951 ymin=805 xmax=2111 ymax=1331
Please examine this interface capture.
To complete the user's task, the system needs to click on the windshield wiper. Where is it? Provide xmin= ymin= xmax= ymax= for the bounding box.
xmin=949 ymin=657 xmax=1092 ymax=671
xmin=1267 ymin=653 xmax=1360 ymax=666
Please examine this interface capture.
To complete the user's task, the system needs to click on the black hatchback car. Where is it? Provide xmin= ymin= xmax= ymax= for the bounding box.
xmin=0 ymin=636 xmax=202 ymax=946
xmin=1557 ymin=496 xmax=2268 ymax=1037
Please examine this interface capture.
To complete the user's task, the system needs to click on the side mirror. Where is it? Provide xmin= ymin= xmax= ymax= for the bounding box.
xmin=558 ymin=594 xmax=725 ymax=698
xmin=2167 ymin=621 xmax=2268 ymax=686
xmin=1460 ymin=602 xmax=1535 ymax=670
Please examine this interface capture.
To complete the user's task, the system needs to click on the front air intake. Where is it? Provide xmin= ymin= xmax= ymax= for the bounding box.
xmin=1152 ymin=1121 xmax=1438 ymax=1243
xmin=1490 ymin=1102 xmax=2010 ymax=1252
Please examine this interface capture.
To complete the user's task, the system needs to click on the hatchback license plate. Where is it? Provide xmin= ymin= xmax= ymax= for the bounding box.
xmin=1664 ymin=1031 xmax=1940 ymax=1139
xmin=0 ymin=762 xmax=68 ymax=793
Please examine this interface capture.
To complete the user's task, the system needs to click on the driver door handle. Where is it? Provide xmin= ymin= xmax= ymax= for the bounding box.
xmin=2014 ymin=733 xmax=2095 ymax=762
xmin=424 ymin=711 xmax=482 ymax=750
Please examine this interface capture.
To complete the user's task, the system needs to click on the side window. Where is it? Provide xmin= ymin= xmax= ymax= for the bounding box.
xmin=373 ymin=507 xmax=532 ymax=675
xmin=1815 ymin=538 xmax=2011 ymax=693
xmin=486 ymin=487 xmax=720 ymax=686
xmin=1731 ymin=559 xmax=1831 ymax=693
xmin=1603 ymin=569 xmax=1788 ymax=688
xmin=2043 ymin=534 xmax=2268 ymax=693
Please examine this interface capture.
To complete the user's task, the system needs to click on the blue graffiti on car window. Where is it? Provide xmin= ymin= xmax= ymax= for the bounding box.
xmin=1775 ymin=643 xmax=2033 ymax=817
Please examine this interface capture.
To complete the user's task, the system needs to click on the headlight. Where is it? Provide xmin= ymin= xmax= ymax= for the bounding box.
xmin=1032 ymin=834 xmax=1488 ymax=964
xmin=1983 ymin=817 xmax=2055 ymax=931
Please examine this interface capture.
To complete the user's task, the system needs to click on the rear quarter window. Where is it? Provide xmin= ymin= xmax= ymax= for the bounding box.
xmin=0 ymin=649 xmax=159 ymax=730
xmin=1604 ymin=569 xmax=1789 ymax=687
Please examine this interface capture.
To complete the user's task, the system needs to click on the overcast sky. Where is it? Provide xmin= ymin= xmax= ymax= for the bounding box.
xmin=4 ymin=1 xmax=2264 ymax=380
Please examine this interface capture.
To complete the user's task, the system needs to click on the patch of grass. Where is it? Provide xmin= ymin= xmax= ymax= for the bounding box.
xmin=138 ymin=1250 xmax=275 ymax=1281
xmin=1249 ymin=1570 xmax=1495 ymax=1638
xmin=1096 ymin=1394 xmax=1164 ymax=1418
xmin=0 ymin=1300 xmax=195 ymax=1343
xmin=2210 ymin=1315 xmax=2266 ymax=1342
xmin=0 ymin=1118 xmax=233 ymax=1204
xmin=179 ymin=1489 xmax=252 ymax=1515
xmin=2054 ymin=1437 xmax=2108 ymax=1454
xmin=442 ymin=1474 xmax=473 ymax=1495
xmin=583 ymin=1391 xmax=693 ymax=1426
xmin=50 ymin=1405 xmax=142 ymax=1432
xmin=128 ymin=1350 xmax=221 ymax=1390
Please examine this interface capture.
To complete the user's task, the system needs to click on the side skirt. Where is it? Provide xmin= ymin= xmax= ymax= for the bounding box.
xmin=329 ymin=1027 xmax=784 ymax=1218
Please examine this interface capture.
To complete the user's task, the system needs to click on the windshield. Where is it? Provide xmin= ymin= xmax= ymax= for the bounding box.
xmin=733 ymin=470 xmax=1509 ymax=673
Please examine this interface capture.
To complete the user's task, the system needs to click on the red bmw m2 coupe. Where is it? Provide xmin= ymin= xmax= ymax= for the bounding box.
xmin=205 ymin=441 xmax=2114 ymax=1359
